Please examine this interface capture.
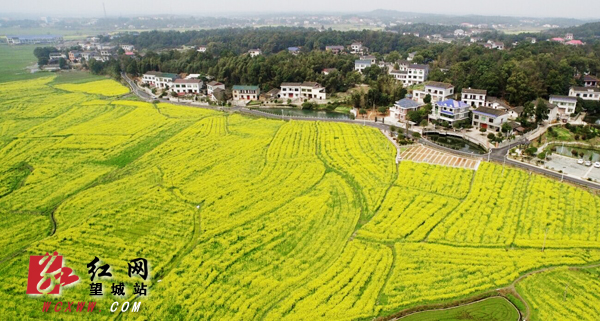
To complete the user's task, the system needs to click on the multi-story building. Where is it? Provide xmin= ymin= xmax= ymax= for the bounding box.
xmin=172 ymin=79 xmax=203 ymax=95
xmin=389 ymin=62 xmax=429 ymax=86
xmin=429 ymin=99 xmax=470 ymax=125
xmin=354 ymin=60 xmax=373 ymax=73
xmin=121 ymin=44 xmax=135 ymax=51
xmin=233 ymin=85 xmax=260 ymax=101
xmin=584 ymin=75 xmax=599 ymax=87
xmin=389 ymin=98 xmax=425 ymax=122
xmin=472 ymin=107 xmax=509 ymax=132
xmin=549 ymin=95 xmax=578 ymax=119
xmin=49 ymin=52 xmax=66 ymax=61
xmin=413 ymin=82 xmax=455 ymax=103
xmin=350 ymin=42 xmax=364 ymax=54
xmin=461 ymin=88 xmax=487 ymax=108
xmin=248 ymin=49 xmax=262 ymax=57
xmin=280 ymin=82 xmax=326 ymax=100
xmin=207 ymin=81 xmax=225 ymax=95
xmin=68 ymin=51 xmax=82 ymax=62
xmin=141 ymin=71 xmax=179 ymax=88
xmin=569 ymin=86 xmax=600 ymax=101
xmin=81 ymin=51 xmax=99 ymax=61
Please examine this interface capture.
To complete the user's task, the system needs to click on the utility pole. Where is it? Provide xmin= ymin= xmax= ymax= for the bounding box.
xmin=103 ymin=2 xmax=107 ymax=19
xmin=563 ymin=283 xmax=568 ymax=301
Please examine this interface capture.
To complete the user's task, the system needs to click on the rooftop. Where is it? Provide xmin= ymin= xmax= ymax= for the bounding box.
xmin=233 ymin=85 xmax=259 ymax=91
xmin=473 ymin=106 xmax=507 ymax=117
xmin=394 ymin=98 xmax=423 ymax=109
xmin=462 ymin=88 xmax=487 ymax=95
xmin=550 ymin=95 xmax=577 ymax=101
xmin=426 ymin=81 xmax=454 ymax=89
xmin=584 ymin=75 xmax=599 ymax=82
xmin=355 ymin=60 xmax=373 ymax=65
xmin=174 ymin=79 xmax=202 ymax=84
xmin=571 ymin=86 xmax=600 ymax=92
xmin=437 ymin=99 xmax=468 ymax=108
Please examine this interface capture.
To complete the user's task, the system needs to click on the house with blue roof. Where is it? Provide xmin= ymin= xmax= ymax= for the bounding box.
xmin=429 ymin=99 xmax=470 ymax=126
xmin=288 ymin=47 xmax=300 ymax=55
xmin=390 ymin=98 xmax=425 ymax=122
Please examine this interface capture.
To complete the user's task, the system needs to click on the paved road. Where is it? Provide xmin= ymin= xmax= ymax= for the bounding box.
xmin=120 ymin=74 xmax=600 ymax=190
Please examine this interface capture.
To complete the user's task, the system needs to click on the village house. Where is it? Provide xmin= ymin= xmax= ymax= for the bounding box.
xmin=207 ymin=81 xmax=225 ymax=96
xmin=429 ymin=99 xmax=470 ymax=126
xmin=584 ymin=75 xmax=599 ymax=87
xmin=413 ymin=82 xmax=455 ymax=103
xmin=472 ymin=107 xmax=509 ymax=132
xmin=233 ymin=85 xmax=260 ymax=101
xmin=461 ymin=88 xmax=487 ymax=107
xmin=197 ymin=46 xmax=207 ymax=53
xmin=485 ymin=97 xmax=510 ymax=110
xmin=389 ymin=61 xmax=429 ymax=86
xmin=533 ymin=99 xmax=559 ymax=122
xmin=141 ymin=71 xmax=179 ymax=88
xmin=354 ymin=60 xmax=373 ymax=73
xmin=288 ymin=47 xmax=300 ymax=55
xmin=263 ymin=88 xmax=281 ymax=100
xmin=360 ymin=55 xmax=377 ymax=64
xmin=407 ymin=51 xmax=417 ymax=61
xmin=81 ymin=51 xmax=99 ymax=61
xmin=121 ymin=44 xmax=135 ymax=51
xmin=49 ymin=52 xmax=66 ymax=61
xmin=569 ymin=86 xmax=600 ymax=101
xmin=322 ymin=68 xmax=338 ymax=75
xmin=248 ymin=49 xmax=262 ymax=57
xmin=280 ymin=82 xmax=326 ymax=100
xmin=350 ymin=42 xmax=365 ymax=54
xmin=172 ymin=79 xmax=203 ymax=95
xmin=549 ymin=95 xmax=578 ymax=120
xmin=389 ymin=98 xmax=425 ymax=122
xmin=68 ymin=51 xmax=82 ymax=62
xmin=325 ymin=46 xmax=345 ymax=54
xmin=506 ymin=106 xmax=523 ymax=120
xmin=210 ymin=88 xmax=226 ymax=102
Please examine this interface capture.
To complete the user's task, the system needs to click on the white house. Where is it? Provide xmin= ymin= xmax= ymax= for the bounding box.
xmin=461 ymin=88 xmax=487 ymax=108
xmin=121 ymin=44 xmax=134 ymax=51
xmin=350 ymin=42 xmax=364 ymax=54
xmin=233 ymin=85 xmax=260 ymax=101
xmin=207 ymin=81 xmax=225 ymax=95
xmin=389 ymin=98 xmax=425 ymax=122
xmin=325 ymin=45 xmax=344 ymax=54
xmin=248 ymin=49 xmax=262 ymax=57
xmin=569 ymin=86 xmax=600 ymax=101
xmin=429 ymin=99 xmax=470 ymax=125
xmin=472 ymin=107 xmax=510 ymax=132
xmin=49 ymin=52 xmax=66 ymax=60
xmin=5 ymin=34 xmax=63 ymax=45
xmin=355 ymin=60 xmax=373 ymax=73
xmin=322 ymin=68 xmax=337 ymax=75
xmin=413 ymin=82 xmax=455 ymax=103
xmin=388 ymin=61 xmax=429 ymax=85
xmin=280 ymin=82 xmax=326 ymax=100
xmin=583 ymin=75 xmax=599 ymax=87
xmin=172 ymin=79 xmax=203 ymax=95
xmin=407 ymin=51 xmax=417 ymax=61
xmin=485 ymin=97 xmax=510 ymax=110
xmin=141 ymin=71 xmax=179 ymax=88
xmin=454 ymin=29 xmax=466 ymax=37
xmin=549 ymin=95 xmax=578 ymax=119
xmin=360 ymin=55 xmax=377 ymax=64
xmin=197 ymin=46 xmax=207 ymax=53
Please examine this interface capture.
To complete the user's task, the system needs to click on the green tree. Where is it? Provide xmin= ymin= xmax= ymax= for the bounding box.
xmin=534 ymin=98 xmax=550 ymax=125
xmin=424 ymin=94 xmax=432 ymax=104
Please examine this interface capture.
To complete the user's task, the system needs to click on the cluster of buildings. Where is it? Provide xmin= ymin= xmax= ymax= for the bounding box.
xmin=551 ymin=33 xmax=585 ymax=46
xmin=4 ymin=35 xmax=63 ymax=45
xmin=140 ymin=71 xmax=329 ymax=103
xmin=67 ymin=42 xmax=134 ymax=63
xmin=354 ymin=55 xmax=430 ymax=86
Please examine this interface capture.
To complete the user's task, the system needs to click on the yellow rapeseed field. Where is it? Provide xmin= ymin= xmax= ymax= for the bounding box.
xmin=0 ymin=77 xmax=599 ymax=320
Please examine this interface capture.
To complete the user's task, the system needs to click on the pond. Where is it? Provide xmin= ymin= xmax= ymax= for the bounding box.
xmin=554 ymin=145 xmax=600 ymax=162
xmin=254 ymin=108 xmax=352 ymax=120
xmin=424 ymin=133 xmax=487 ymax=154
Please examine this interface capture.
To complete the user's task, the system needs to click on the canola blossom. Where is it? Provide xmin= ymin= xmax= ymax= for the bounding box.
xmin=0 ymin=77 xmax=599 ymax=320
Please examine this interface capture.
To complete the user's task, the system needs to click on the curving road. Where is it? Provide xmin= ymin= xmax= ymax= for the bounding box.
xmin=120 ymin=73 xmax=600 ymax=190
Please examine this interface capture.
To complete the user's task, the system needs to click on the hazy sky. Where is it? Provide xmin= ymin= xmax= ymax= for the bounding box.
xmin=2 ymin=0 xmax=600 ymax=19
